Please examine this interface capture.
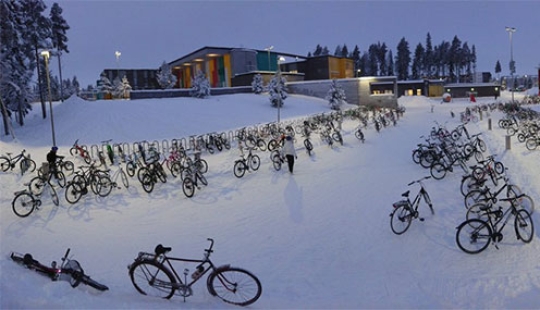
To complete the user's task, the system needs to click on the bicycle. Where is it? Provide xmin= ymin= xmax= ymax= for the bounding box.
xmin=354 ymin=124 xmax=365 ymax=143
xmin=101 ymin=164 xmax=130 ymax=190
xmin=181 ymin=165 xmax=208 ymax=198
xmin=463 ymin=176 xmax=523 ymax=210
xmin=127 ymin=238 xmax=262 ymax=306
xmin=12 ymin=185 xmax=59 ymax=217
xmin=455 ymin=195 xmax=534 ymax=254
xmin=10 ymin=248 xmax=109 ymax=291
xmin=233 ymin=147 xmax=260 ymax=178
xmin=390 ymin=176 xmax=434 ymax=235
xmin=0 ymin=149 xmax=36 ymax=175
xmin=70 ymin=139 xmax=91 ymax=164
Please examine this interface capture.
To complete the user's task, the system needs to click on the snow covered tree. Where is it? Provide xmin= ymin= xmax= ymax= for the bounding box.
xmin=50 ymin=2 xmax=69 ymax=102
xmin=251 ymin=74 xmax=264 ymax=94
xmin=190 ymin=70 xmax=210 ymax=98
xmin=326 ymin=80 xmax=347 ymax=111
xmin=98 ymin=73 xmax=113 ymax=98
xmin=495 ymin=60 xmax=502 ymax=79
xmin=268 ymin=73 xmax=287 ymax=108
xmin=156 ymin=61 xmax=177 ymax=89
xmin=114 ymin=75 xmax=132 ymax=99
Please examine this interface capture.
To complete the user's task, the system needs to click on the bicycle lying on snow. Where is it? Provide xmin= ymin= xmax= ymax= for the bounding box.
xmin=10 ymin=248 xmax=109 ymax=291
xmin=127 ymin=238 xmax=262 ymax=306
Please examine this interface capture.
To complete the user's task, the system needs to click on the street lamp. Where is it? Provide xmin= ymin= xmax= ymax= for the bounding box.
xmin=277 ymin=56 xmax=286 ymax=123
xmin=356 ymin=69 xmax=361 ymax=77
xmin=264 ymin=46 xmax=273 ymax=72
xmin=40 ymin=50 xmax=57 ymax=147
xmin=505 ymin=26 xmax=516 ymax=103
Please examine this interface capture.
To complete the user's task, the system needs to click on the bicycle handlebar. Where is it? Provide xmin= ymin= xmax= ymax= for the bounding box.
xmin=408 ymin=176 xmax=431 ymax=186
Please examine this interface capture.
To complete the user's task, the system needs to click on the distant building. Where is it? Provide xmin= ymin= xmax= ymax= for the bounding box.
xmin=100 ymin=69 xmax=159 ymax=90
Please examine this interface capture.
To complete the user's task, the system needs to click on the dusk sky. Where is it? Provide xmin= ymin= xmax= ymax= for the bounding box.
xmin=42 ymin=0 xmax=539 ymax=87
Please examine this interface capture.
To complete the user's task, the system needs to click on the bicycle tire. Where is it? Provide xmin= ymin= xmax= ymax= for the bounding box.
xmin=249 ymin=154 xmax=261 ymax=171
xmin=61 ymin=160 xmax=75 ymax=175
xmin=51 ymin=171 xmax=66 ymax=188
xmin=390 ymin=205 xmax=412 ymax=235
xmin=197 ymin=171 xmax=208 ymax=186
xmin=182 ymin=177 xmax=195 ymax=198
xmin=169 ymin=162 xmax=182 ymax=178
xmin=120 ymin=169 xmax=129 ymax=188
xmin=256 ymin=139 xmax=267 ymax=151
xmin=271 ymin=153 xmax=282 ymax=171
xmin=96 ymin=175 xmax=113 ymax=197
xmin=267 ymin=139 xmax=279 ymax=152
xmin=29 ymin=176 xmax=47 ymax=196
xmin=304 ymin=139 xmax=313 ymax=151
xmin=525 ymin=138 xmax=538 ymax=151
xmin=355 ymin=129 xmax=365 ymax=141
xmin=465 ymin=203 xmax=491 ymax=223
xmin=69 ymin=147 xmax=78 ymax=157
xmin=460 ymin=175 xmax=480 ymax=197
xmin=514 ymin=209 xmax=534 ymax=243
xmin=129 ymin=260 xmax=176 ymax=299
xmin=21 ymin=158 xmax=36 ymax=175
xmin=207 ymin=267 xmax=262 ymax=306
xmin=196 ymin=159 xmax=208 ymax=174
xmin=0 ymin=156 xmax=10 ymax=172
xmin=455 ymin=219 xmax=492 ymax=254
xmin=430 ymin=163 xmax=447 ymax=180
xmin=233 ymin=161 xmax=246 ymax=178
xmin=141 ymin=174 xmax=154 ymax=194
xmin=126 ymin=162 xmax=136 ymax=177
xmin=79 ymin=273 xmax=109 ymax=291
xmin=12 ymin=192 xmax=36 ymax=217
xmin=494 ymin=161 xmax=504 ymax=175
xmin=65 ymin=182 xmax=83 ymax=204
xmin=464 ymin=189 xmax=484 ymax=209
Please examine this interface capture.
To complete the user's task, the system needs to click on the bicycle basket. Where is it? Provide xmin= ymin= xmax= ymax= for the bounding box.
xmin=392 ymin=200 xmax=408 ymax=209
xmin=39 ymin=162 xmax=50 ymax=175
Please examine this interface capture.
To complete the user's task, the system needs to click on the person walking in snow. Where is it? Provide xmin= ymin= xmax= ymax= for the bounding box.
xmin=281 ymin=135 xmax=297 ymax=174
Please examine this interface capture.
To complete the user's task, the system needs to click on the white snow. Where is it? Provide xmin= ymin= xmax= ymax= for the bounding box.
xmin=1 ymin=90 xmax=539 ymax=309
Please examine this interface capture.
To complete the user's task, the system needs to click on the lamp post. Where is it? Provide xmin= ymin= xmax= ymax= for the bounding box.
xmin=277 ymin=56 xmax=286 ymax=123
xmin=505 ymin=26 xmax=516 ymax=103
xmin=115 ymin=50 xmax=121 ymax=80
xmin=264 ymin=46 xmax=273 ymax=72
xmin=40 ymin=50 xmax=56 ymax=147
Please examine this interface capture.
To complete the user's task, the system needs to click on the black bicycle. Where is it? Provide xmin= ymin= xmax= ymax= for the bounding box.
xmin=233 ymin=148 xmax=260 ymax=178
xmin=390 ymin=176 xmax=434 ymax=235
xmin=0 ymin=149 xmax=36 ymax=175
xmin=128 ymin=238 xmax=262 ymax=306
xmin=10 ymin=248 xmax=109 ymax=291
xmin=455 ymin=195 xmax=534 ymax=254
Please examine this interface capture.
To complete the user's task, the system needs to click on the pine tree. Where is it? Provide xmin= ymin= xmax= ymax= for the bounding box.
xmin=412 ymin=43 xmax=425 ymax=79
xmin=326 ymin=80 xmax=346 ymax=111
xmin=313 ymin=44 xmax=322 ymax=56
xmin=98 ymin=73 xmax=113 ymax=97
xmin=114 ymin=76 xmax=132 ymax=99
xmin=50 ymin=2 xmax=69 ymax=101
xmin=156 ymin=61 xmax=177 ymax=89
xmin=368 ymin=44 xmax=379 ymax=76
xmin=386 ymin=50 xmax=394 ymax=76
xmin=251 ymin=74 xmax=264 ymax=94
xmin=190 ymin=70 xmax=210 ymax=98
xmin=377 ymin=42 xmax=388 ymax=76
xmin=341 ymin=44 xmax=349 ymax=59
xmin=334 ymin=44 xmax=342 ymax=57
xmin=268 ymin=73 xmax=287 ymax=108
xmin=495 ymin=60 xmax=502 ymax=79
xmin=424 ymin=33 xmax=434 ymax=78
xmin=395 ymin=37 xmax=411 ymax=80
xmin=351 ymin=45 xmax=361 ymax=74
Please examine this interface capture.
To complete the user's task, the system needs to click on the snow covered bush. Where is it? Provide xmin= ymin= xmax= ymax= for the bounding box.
xmin=251 ymin=74 xmax=264 ymax=94
xmin=113 ymin=76 xmax=132 ymax=99
xmin=156 ymin=61 xmax=177 ymax=89
xmin=98 ymin=73 xmax=113 ymax=98
xmin=326 ymin=80 xmax=347 ymax=110
xmin=190 ymin=70 xmax=210 ymax=98
xmin=268 ymin=73 xmax=287 ymax=108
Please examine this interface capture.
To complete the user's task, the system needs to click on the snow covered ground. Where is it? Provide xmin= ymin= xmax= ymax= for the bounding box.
xmin=1 ymin=90 xmax=539 ymax=309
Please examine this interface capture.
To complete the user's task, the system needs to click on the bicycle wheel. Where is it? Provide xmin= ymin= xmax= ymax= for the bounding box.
xmin=120 ymin=169 xmax=129 ymax=188
xmin=494 ymin=161 xmax=504 ymax=175
xmin=525 ymin=138 xmax=538 ymax=151
xmin=514 ymin=209 xmax=534 ymax=243
xmin=355 ymin=130 xmax=365 ymax=142
xmin=256 ymin=139 xmax=267 ymax=151
xmin=96 ymin=175 xmax=113 ymax=197
xmin=197 ymin=171 xmax=208 ymax=186
xmin=61 ymin=161 xmax=75 ymax=175
xmin=466 ymin=203 xmax=491 ymax=222
xmin=455 ymin=219 xmax=492 ymax=254
xmin=207 ymin=267 xmax=262 ymax=306
xmin=249 ymin=154 xmax=261 ymax=171
xmin=411 ymin=149 xmax=421 ymax=164
xmin=126 ymin=162 xmax=136 ymax=177
xmin=0 ymin=156 xmax=10 ymax=172
xmin=182 ymin=177 xmax=195 ymax=198
xmin=390 ymin=205 xmax=412 ymax=235
xmin=51 ymin=171 xmax=66 ymax=188
xmin=304 ymin=139 xmax=313 ymax=151
xmin=430 ymin=163 xmax=447 ymax=180
xmin=20 ymin=158 xmax=36 ymax=175
xmin=271 ymin=154 xmax=282 ymax=171
xmin=12 ymin=192 xmax=36 ymax=217
xmin=29 ymin=176 xmax=47 ymax=196
xmin=460 ymin=175 xmax=480 ymax=197
xmin=169 ymin=162 xmax=182 ymax=178
xmin=267 ymin=139 xmax=279 ymax=152
xmin=464 ymin=190 xmax=485 ymax=209
xmin=141 ymin=174 xmax=154 ymax=194
xmin=79 ymin=274 xmax=109 ymax=291
xmin=195 ymin=159 xmax=208 ymax=174
xmin=233 ymin=161 xmax=246 ymax=178
xmin=65 ymin=182 xmax=83 ymax=204
xmin=129 ymin=260 xmax=176 ymax=299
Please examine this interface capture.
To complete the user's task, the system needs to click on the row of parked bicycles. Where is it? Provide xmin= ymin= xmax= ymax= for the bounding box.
xmin=390 ymin=115 xmax=535 ymax=254
xmin=7 ymin=105 xmax=404 ymax=217
xmin=497 ymin=106 xmax=540 ymax=151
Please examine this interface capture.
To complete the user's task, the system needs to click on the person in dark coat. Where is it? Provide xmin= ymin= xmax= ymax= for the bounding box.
xmin=46 ymin=146 xmax=64 ymax=178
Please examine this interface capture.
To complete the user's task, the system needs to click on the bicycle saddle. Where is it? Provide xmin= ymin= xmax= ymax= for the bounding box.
xmin=23 ymin=253 xmax=38 ymax=266
xmin=155 ymin=244 xmax=172 ymax=255
xmin=401 ymin=190 xmax=410 ymax=197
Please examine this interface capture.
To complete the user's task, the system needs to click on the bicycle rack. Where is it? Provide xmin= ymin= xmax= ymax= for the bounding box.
xmin=90 ymin=144 xmax=100 ymax=161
